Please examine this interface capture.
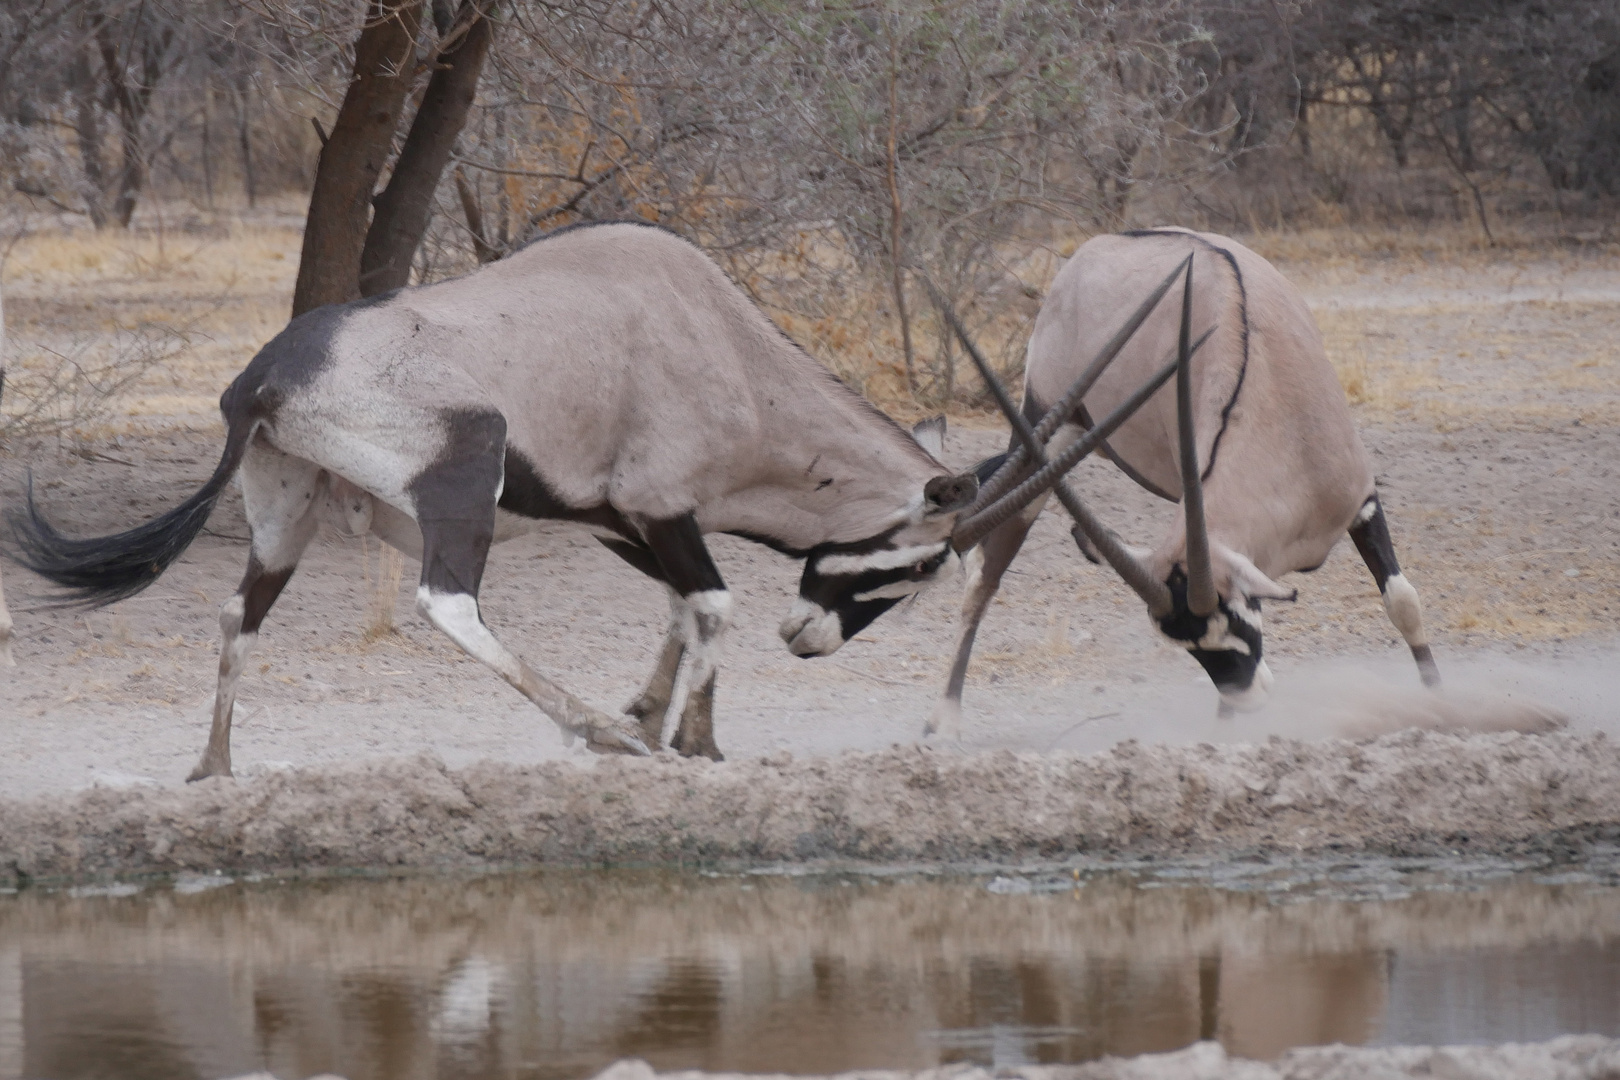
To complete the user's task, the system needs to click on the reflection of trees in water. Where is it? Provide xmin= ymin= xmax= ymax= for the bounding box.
xmin=5 ymin=873 xmax=1618 ymax=1077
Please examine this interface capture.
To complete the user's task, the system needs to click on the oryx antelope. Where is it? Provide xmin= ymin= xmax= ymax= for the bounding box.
xmin=7 ymin=221 xmax=979 ymax=779
xmin=928 ymin=227 xmax=1440 ymax=735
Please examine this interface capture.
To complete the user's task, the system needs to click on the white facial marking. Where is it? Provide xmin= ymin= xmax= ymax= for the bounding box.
xmin=1227 ymin=600 xmax=1262 ymax=631
xmin=815 ymin=542 xmax=947 ymax=577
xmin=853 ymin=580 xmax=928 ymax=603
xmin=1219 ymin=659 xmax=1274 ymax=712
xmin=779 ymin=597 xmax=845 ymax=656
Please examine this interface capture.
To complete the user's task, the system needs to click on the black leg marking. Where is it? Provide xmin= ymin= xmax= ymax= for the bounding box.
xmin=409 ymin=409 xmax=650 ymax=755
xmin=1349 ymin=492 xmax=1440 ymax=688
xmin=411 ymin=410 xmax=505 ymax=597
xmin=642 ymin=514 xmax=726 ymax=596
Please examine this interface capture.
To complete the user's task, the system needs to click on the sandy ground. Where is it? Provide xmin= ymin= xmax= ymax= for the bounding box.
xmin=0 ymin=229 xmax=1617 ymax=868
xmin=582 ymin=1038 xmax=1620 ymax=1080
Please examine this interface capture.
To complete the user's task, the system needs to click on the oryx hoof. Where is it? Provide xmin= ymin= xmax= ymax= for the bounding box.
xmin=924 ymin=699 xmax=962 ymax=740
xmin=669 ymin=725 xmax=724 ymax=762
xmin=585 ymin=718 xmax=653 ymax=757
xmin=185 ymin=756 xmax=234 ymax=783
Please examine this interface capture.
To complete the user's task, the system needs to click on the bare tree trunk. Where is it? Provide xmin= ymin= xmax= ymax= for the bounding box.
xmin=235 ymin=76 xmax=257 ymax=208
xmin=71 ymin=40 xmax=110 ymax=229
xmin=291 ymin=0 xmax=426 ymax=317
xmin=885 ymin=24 xmax=916 ymax=399
xmin=97 ymin=20 xmax=171 ymax=229
xmin=360 ymin=1 xmax=496 ymax=295
xmin=455 ymin=165 xmax=499 ymax=263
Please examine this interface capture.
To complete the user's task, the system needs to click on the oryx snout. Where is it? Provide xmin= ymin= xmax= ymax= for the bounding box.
xmin=1155 ymin=567 xmax=1274 ymax=710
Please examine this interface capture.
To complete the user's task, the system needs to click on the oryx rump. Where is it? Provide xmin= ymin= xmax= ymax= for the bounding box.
xmin=930 ymin=227 xmax=1439 ymax=734
xmin=7 ymin=222 xmax=977 ymax=778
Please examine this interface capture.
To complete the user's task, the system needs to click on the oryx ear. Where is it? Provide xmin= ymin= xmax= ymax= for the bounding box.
xmin=1221 ymin=546 xmax=1298 ymax=602
xmin=924 ymin=472 xmax=978 ymax=514
xmin=911 ymin=415 xmax=947 ymax=459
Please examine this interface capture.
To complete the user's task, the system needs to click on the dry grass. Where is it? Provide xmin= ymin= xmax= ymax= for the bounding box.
xmin=1 ymin=215 xmax=301 ymax=443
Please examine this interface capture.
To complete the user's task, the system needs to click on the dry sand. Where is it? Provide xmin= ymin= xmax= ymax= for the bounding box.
xmin=587 ymin=1036 xmax=1620 ymax=1080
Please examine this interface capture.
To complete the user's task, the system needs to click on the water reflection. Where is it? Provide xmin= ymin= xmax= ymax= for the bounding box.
xmin=0 ymin=870 xmax=1617 ymax=1079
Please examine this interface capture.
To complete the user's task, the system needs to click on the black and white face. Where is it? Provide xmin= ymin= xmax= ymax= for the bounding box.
xmin=778 ymin=534 xmax=954 ymax=657
xmin=1154 ymin=568 xmax=1274 ymax=710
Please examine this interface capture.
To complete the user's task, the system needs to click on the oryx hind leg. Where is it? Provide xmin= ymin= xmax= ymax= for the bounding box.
xmin=409 ymin=411 xmax=650 ymax=756
xmin=190 ymin=440 xmax=321 ymax=781
xmin=0 ymin=561 xmax=12 ymax=667
xmin=1349 ymin=491 xmax=1440 ymax=688
xmin=926 ymin=492 xmax=1047 ymax=739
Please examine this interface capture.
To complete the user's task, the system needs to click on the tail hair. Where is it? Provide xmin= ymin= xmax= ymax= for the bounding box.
xmin=4 ymin=422 xmax=253 ymax=608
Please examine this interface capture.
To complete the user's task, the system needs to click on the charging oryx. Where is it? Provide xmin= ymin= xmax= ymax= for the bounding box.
xmin=927 ymin=227 xmax=1439 ymax=735
xmin=7 ymin=221 xmax=979 ymax=779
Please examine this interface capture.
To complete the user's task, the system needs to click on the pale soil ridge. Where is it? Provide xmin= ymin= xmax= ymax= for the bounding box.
xmin=2 ymin=729 xmax=1616 ymax=882
xmin=589 ymin=1035 xmax=1620 ymax=1080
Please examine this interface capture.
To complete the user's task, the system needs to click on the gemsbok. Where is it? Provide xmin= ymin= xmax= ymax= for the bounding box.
xmin=927 ymin=227 xmax=1440 ymax=735
xmin=7 ymin=221 xmax=980 ymax=778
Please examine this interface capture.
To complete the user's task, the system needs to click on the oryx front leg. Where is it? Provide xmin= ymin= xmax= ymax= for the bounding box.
xmin=926 ymin=492 xmax=1045 ymax=739
xmin=1349 ymin=492 xmax=1440 ymax=688
xmin=190 ymin=442 xmax=319 ymax=781
xmin=623 ymin=589 xmax=687 ymax=750
xmin=641 ymin=515 xmax=731 ymax=761
xmin=0 ymin=564 xmax=12 ymax=667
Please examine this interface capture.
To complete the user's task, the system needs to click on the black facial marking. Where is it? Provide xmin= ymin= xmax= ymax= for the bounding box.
xmin=795 ymin=536 xmax=951 ymax=646
xmin=1156 ymin=567 xmax=1264 ymax=693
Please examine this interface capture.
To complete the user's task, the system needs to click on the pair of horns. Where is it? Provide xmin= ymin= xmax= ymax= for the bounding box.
xmin=926 ymin=254 xmax=1218 ymax=620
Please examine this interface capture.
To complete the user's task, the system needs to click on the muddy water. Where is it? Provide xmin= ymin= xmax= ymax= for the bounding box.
xmin=2 ymin=862 xmax=1618 ymax=1080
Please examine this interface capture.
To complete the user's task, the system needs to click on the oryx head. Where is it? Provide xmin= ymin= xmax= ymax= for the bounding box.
xmin=1151 ymin=544 xmax=1296 ymax=711
xmin=778 ymin=429 xmax=978 ymax=657
xmin=942 ymin=250 xmax=1294 ymax=712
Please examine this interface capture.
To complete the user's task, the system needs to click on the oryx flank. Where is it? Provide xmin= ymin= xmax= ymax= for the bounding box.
xmin=930 ymin=227 xmax=1439 ymax=734
xmin=8 ymin=221 xmax=978 ymax=778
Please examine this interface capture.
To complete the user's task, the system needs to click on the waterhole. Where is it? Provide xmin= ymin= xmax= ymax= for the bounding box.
xmin=2 ymin=859 xmax=1618 ymax=1079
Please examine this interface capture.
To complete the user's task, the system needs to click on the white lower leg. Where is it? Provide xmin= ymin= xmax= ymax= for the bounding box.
xmin=1383 ymin=573 xmax=1439 ymax=686
xmin=1383 ymin=573 xmax=1428 ymax=648
xmin=191 ymin=595 xmax=255 ymax=780
xmin=0 ymin=569 xmax=12 ymax=667
xmin=665 ymin=589 xmax=732 ymax=725
xmin=415 ymin=587 xmax=649 ymax=753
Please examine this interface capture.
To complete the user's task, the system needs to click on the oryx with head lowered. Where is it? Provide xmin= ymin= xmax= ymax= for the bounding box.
xmin=928 ymin=227 xmax=1439 ymax=735
xmin=7 ymin=221 xmax=979 ymax=779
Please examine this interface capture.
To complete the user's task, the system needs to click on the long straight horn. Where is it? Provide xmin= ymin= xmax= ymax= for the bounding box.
xmin=1176 ymin=254 xmax=1218 ymax=617
xmin=931 ymin=283 xmax=1177 ymax=617
xmin=967 ymin=256 xmax=1193 ymax=513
